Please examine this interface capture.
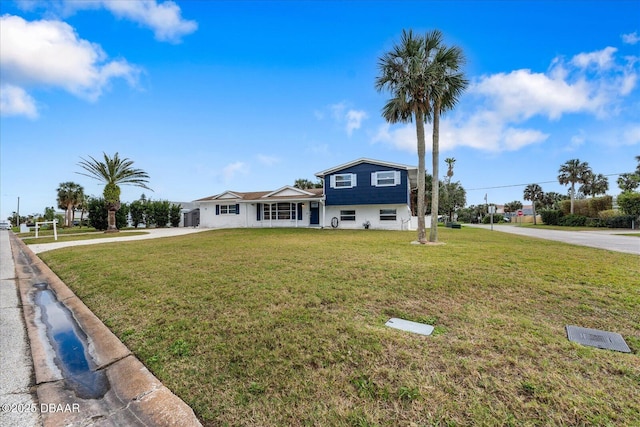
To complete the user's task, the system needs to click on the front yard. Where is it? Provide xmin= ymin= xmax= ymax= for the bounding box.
xmin=39 ymin=227 xmax=640 ymax=426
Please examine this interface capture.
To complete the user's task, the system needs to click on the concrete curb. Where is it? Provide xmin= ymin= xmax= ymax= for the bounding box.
xmin=10 ymin=234 xmax=202 ymax=427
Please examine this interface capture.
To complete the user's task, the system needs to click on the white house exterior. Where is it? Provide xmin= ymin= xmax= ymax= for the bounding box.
xmin=195 ymin=158 xmax=421 ymax=230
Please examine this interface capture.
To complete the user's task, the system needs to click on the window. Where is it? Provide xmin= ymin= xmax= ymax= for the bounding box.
xmin=330 ymin=173 xmax=357 ymax=189
xmin=263 ymin=203 xmax=296 ymax=220
xmin=372 ymin=171 xmax=400 ymax=187
xmin=220 ymin=204 xmax=237 ymax=214
xmin=380 ymin=209 xmax=397 ymax=221
xmin=340 ymin=210 xmax=356 ymax=221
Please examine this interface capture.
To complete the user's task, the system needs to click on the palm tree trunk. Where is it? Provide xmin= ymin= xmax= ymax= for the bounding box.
xmin=107 ymin=210 xmax=118 ymax=232
xmin=415 ymin=110 xmax=427 ymax=243
xmin=570 ymin=183 xmax=575 ymax=214
xmin=429 ymin=101 xmax=441 ymax=242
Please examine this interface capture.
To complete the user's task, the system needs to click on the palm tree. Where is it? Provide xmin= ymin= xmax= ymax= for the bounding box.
xmin=558 ymin=159 xmax=591 ymax=214
xmin=579 ymin=173 xmax=609 ymax=197
xmin=445 ymin=157 xmax=456 ymax=182
xmin=376 ymin=29 xmax=467 ymax=243
xmin=56 ymin=182 xmax=84 ymax=227
xmin=77 ymin=153 xmax=152 ymax=232
xmin=523 ymin=184 xmax=544 ymax=225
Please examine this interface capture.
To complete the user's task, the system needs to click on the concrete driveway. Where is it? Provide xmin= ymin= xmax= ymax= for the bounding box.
xmin=28 ymin=227 xmax=211 ymax=254
xmin=467 ymin=224 xmax=640 ymax=255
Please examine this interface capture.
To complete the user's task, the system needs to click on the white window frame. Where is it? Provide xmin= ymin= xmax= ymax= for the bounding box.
xmin=330 ymin=173 xmax=357 ymax=189
xmin=220 ymin=204 xmax=237 ymax=215
xmin=340 ymin=210 xmax=356 ymax=221
xmin=380 ymin=209 xmax=397 ymax=221
xmin=371 ymin=171 xmax=401 ymax=187
xmin=263 ymin=203 xmax=296 ymax=220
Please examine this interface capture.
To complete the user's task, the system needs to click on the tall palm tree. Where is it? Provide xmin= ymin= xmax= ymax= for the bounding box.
xmin=56 ymin=182 xmax=84 ymax=227
xmin=376 ymin=29 xmax=467 ymax=243
xmin=579 ymin=173 xmax=609 ymax=197
xmin=523 ymin=184 xmax=544 ymax=225
xmin=558 ymin=159 xmax=591 ymax=214
xmin=77 ymin=152 xmax=152 ymax=232
xmin=445 ymin=157 xmax=456 ymax=183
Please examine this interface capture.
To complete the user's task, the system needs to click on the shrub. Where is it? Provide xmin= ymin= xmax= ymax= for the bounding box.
xmin=558 ymin=214 xmax=587 ymax=227
xmin=87 ymin=198 xmax=129 ymax=230
xmin=482 ymin=213 xmax=503 ymax=224
xmin=598 ymin=209 xmax=619 ymax=220
xmin=588 ymin=196 xmax=612 ymax=217
xmin=607 ymin=215 xmax=635 ymax=229
xmin=540 ymin=209 xmax=563 ymax=225
xmin=617 ymin=192 xmax=640 ymax=217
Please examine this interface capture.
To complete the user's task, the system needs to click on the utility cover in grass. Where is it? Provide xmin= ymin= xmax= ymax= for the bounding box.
xmin=566 ymin=325 xmax=631 ymax=353
xmin=385 ymin=318 xmax=434 ymax=336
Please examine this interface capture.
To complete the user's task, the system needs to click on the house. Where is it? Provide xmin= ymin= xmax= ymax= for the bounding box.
xmin=195 ymin=158 xmax=419 ymax=230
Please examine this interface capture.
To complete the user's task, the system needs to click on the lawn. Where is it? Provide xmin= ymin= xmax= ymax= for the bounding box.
xmin=39 ymin=228 xmax=640 ymax=426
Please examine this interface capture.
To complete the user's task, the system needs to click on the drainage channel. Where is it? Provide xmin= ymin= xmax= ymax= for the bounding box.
xmin=33 ymin=283 xmax=110 ymax=400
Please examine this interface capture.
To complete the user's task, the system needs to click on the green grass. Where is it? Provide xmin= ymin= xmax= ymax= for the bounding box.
xmin=22 ymin=231 xmax=149 ymax=244
xmin=39 ymin=228 xmax=640 ymax=426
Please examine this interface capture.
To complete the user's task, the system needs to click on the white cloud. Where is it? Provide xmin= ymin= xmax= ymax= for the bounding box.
xmin=17 ymin=0 xmax=197 ymax=43
xmin=256 ymin=154 xmax=280 ymax=166
xmin=69 ymin=0 xmax=198 ymax=43
xmin=622 ymin=124 xmax=640 ymax=145
xmin=0 ymin=15 xmax=140 ymax=117
xmin=622 ymin=31 xmax=640 ymax=45
xmin=220 ymin=162 xmax=248 ymax=183
xmin=571 ymin=46 xmax=617 ymax=70
xmin=345 ymin=109 xmax=368 ymax=136
xmin=0 ymin=84 xmax=38 ymax=118
xmin=327 ymin=101 xmax=368 ymax=136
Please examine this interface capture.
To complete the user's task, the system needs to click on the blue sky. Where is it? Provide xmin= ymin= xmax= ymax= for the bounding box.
xmin=1 ymin=0 xmax=639 ymax=221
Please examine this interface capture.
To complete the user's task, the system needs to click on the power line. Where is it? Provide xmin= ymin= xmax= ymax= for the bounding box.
xmin=466 ymin=173 xmax=627 ymax=191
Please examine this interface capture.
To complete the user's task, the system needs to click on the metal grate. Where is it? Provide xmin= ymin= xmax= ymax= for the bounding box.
xmin=566 ymin=325 xmax=631 ymax=353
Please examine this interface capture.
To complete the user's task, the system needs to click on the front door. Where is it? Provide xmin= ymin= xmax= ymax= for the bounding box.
xmin=310 ymin=202 xmax=320 ymax=225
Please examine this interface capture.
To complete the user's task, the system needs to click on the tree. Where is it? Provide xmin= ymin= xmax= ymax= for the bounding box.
xmin=77 ymin=153 xmax=151 ymax=232
xmin=445 ymin=158 xmax=456 ymax=182
xmin=523 ymin=184 xmax=544 ymax=225
xmin=558 ymin=159 xmax=591 ymax=214
xmin=294 ymin=178 xmax=322 ymax=189
xmin=579 ymin=172 xmax=609 ymax=197
xmin=504 ymin=200 xmax=523 ymax=219
xmin=617 ymin=173 xmax=640 ymax=192
xmin=56 ymin=182 xmax=84 ymax=227
xmin=130 ymin=199 xmax=145 ymax=228
xmin=441 ymin=181 xmax=466 ymax=222
xmin=376 ymin=29 xmax=467 ymax=243
xmin=170 ymin=204 xmax=182 ymax=227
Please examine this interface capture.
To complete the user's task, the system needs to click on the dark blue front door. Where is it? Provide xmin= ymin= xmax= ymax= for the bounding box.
xmin=310 ymin=202 xmax=320 ymax=225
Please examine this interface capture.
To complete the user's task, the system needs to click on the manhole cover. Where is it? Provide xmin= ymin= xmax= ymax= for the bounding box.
xmin=565 ymin=325 xmax=631 ymax=353
xmin=385 ymin=318 xmax=434 ymax=336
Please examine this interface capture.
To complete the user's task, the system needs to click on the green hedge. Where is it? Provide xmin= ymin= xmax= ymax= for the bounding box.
xmin=540 ymin=209 xmax=562 ymax=225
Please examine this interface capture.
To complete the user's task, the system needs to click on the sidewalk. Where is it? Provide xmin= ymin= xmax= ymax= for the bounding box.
xmin=466 ymin=224 xmax=640 ymax=255
xmin=0 ymin=230 xmax=41 ymax=426
xmin=1 ymin=228 xmax=207 ymax=426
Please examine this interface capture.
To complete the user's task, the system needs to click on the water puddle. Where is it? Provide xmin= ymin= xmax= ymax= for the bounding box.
xmin=33 ymin=283 xmax=110 ymax=399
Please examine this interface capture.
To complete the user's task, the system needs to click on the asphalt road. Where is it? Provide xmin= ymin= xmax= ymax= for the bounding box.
xmin=467 ymin=224 xmax=640 ymax=255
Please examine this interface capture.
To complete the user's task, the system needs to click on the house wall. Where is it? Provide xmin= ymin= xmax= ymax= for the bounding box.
xmin=199 ymin=201 xmax=315 ymax=228
xmin=323 ymin=204 xmax=413 ymax=230
xmin=323 ymin=163 xmax=409 ymax=206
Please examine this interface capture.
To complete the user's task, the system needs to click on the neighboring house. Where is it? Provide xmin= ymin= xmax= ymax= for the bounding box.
xmin=195 ymin=158 xmax=419 ymax=230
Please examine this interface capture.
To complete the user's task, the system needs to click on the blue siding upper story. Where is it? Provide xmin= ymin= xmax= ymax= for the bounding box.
xmin=324 ymin=162 xmax=410 ymax=206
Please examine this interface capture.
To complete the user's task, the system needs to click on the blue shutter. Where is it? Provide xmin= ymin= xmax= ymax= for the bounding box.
xmin=257 ymin=203 xmax=261 ymax=221
xmin=297 ymin=203 xmax=302 ymax=220
xmin=216 ymin=205 xmax=220 ymax=215
xmin=236 ymin=204 xmax=240 ymax=215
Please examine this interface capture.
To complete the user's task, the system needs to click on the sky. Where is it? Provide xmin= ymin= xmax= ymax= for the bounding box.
xmin=1 ymin=0 xmax=639 ymax=221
